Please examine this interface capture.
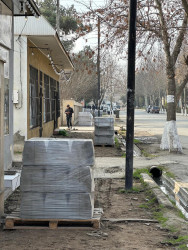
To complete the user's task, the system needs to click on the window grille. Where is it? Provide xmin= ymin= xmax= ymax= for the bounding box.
xmin=29 ymin=65 xmax=39 ymax=128
xmin=50 ymin=77 xmax=56 ymax=120
xmin=57 ymin=81 xmax=60 ymax=118
xmin=44 ymin=74 xmax=50 ymax=122
xmin=4 ymin=78 xmax=9 ymax=134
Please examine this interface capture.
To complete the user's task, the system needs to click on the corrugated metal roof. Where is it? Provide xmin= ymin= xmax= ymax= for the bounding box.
xmin=14 ymin=16 xmax=55 ymax=35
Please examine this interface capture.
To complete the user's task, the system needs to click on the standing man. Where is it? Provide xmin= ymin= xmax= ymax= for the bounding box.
xmin=65 ymin=104 xmax=74 ymax=129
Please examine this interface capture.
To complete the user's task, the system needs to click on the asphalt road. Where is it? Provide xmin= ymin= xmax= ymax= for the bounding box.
xmin=119 ymin=109 xmax=188 ymax=147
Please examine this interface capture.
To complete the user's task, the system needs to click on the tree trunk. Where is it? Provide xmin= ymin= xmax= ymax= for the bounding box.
xmin=160 ymin=69 xmax=182 ymax=151
xmin=145 ymin=95 xmax=148 ymax=108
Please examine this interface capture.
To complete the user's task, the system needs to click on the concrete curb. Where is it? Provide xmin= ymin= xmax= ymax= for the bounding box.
xmin=162 ymin=175 xmax=188 ymax=213
xmin=141 ymin=173 xmax=173 ymax=209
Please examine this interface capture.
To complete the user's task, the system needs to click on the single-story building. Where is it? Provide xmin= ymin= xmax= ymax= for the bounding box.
xmin=0 ymin=0 xmax=40 ymax=219
xmin=13 ymin=16 xmax=74 ymax=142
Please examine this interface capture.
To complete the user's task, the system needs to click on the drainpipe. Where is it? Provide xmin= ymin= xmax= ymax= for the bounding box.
xmin=149 ymin=166 xmax=162 ymax=178
xmin=0 ymin=57 xmax=5 ymax=221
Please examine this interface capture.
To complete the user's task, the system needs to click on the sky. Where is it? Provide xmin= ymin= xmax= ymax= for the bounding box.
xmin=60 ymin=0 xmax=108 ymax=13
xmin=60 ymin=0 xmax=108 ymax=52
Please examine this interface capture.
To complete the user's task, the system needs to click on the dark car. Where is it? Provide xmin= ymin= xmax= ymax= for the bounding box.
xmin=150 ymin=106 xmax=160 ymax=113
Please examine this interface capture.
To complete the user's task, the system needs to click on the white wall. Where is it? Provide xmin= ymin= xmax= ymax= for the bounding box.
xmin=13 ymin=35 xmax=28 ymax=140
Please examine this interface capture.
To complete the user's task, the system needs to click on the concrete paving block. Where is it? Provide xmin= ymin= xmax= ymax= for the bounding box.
xmin=94 ymin=117 xmax=114 ymax=128
xmin=95 ymin=127 xmax=114 ymax=136
xmin=21 ymin=165 xmax=95 ymax=193
xmin=94 ymin=135 xmax=114 ymax=146
xmin=20 ymin=192 xmax=94 ymax=219
xmin=23 ymin=138 xmax=95 ymax=166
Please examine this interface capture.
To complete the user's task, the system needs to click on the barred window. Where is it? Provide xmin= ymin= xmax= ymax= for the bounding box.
xmin=44 ymin=74 xmax=50 ymax=122
xmin=4 ymin=78 xmax=9 ymax=134
xmin=50 ymin=77 xmax=56 ymax=121
xmin=57 ymin=81 xmax=60 ymax=118
xmin=29 ymin=66 xmax=39 ymax=128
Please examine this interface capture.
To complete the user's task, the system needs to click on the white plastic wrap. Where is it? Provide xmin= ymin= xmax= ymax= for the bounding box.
xmin=94 ymin=117 xmax=114 ymax=146
xmin=21 ymin=165 xmax=94 ymax=193
xmin=23 ymin=138 xmax=95 ymax=166
xmin=20 ymin=138 xmax=95 ymax=219
xmin=20 ymin=192 xmax=94 ymax=219
xmin=78 ymin=112 xmax=93 ymax=126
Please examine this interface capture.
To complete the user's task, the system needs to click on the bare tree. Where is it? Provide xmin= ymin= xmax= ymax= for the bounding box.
xmin=77 ymin=0 xmax=188 ymax=151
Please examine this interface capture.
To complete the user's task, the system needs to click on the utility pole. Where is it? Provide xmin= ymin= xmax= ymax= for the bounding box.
xmin=97 ymin=16 xmax=101 ymax=117
xmin=56 ymin=0 xmax=60 ymax=36
xmin=125 ymin=0 xmax=137 ymax=190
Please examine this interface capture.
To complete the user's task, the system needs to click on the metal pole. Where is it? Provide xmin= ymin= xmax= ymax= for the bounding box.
xmin=56 ymin=0 xmax=60 ymax=35
xmin=97 ymin=16 xmax=101 ymax=117
xmin=125 ymin=0 xmax=137 ymax=190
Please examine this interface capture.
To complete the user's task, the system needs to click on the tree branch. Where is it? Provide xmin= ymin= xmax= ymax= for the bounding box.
xmin=172 ymin=14 xmax=188 ymax=65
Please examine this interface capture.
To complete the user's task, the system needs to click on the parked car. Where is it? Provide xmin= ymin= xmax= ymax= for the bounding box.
xmin=150 ymin=106 xmax=160 ymax=113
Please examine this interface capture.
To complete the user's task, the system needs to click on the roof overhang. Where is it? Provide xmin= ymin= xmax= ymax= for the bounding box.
xmin=13 ymin=0 xmax=40 ymax=17
xmin=28 ymin=34 xmax=74 ymax=73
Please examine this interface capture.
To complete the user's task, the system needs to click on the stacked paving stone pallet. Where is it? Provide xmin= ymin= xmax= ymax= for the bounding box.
xmin=94 ymin=117 xmax=114 ymax=146
xmin=20 ymin=138 xmax=95 ymax=219
xmin=78 ymin=112 xmax=93 ymax=126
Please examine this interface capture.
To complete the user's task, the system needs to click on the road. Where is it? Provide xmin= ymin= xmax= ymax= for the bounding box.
xmin=119 ymin=109 xmax=188 ymax=148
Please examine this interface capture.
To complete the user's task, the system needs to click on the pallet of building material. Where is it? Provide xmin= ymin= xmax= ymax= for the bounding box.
xmin=23 ymin=138 xmax=95 ymax=167
xmin=94 ymin=136 xmax=114 ymax=146
xmin=20 ymin=192 xmax=94 ymax=220
xmin=95 ymin=127 xmax=114 ymax=136
xmin=4 ymin=208 xmax=103 ymax=230
xmin=21 ymin=165 xmax=95 ymax=193
xmin=94 ymin=117 xmax=114 ymax=127
xmin=78 ymin=112 xmax=93 ymax=126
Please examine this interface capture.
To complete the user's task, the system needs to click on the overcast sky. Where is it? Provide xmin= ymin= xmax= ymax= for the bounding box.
xmin=60 ymin=0 xmax=108 ymax=52
xmin=60 ymin=0 xmax=108 ymax=13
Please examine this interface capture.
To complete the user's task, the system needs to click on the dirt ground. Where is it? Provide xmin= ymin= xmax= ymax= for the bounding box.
xmin=53 ymin=132 xmax=123 ymax=157
xmin=1 ymin=179 xmax=175 ymax=250
xmin=0 ymin=131 xmax=178 ymax=250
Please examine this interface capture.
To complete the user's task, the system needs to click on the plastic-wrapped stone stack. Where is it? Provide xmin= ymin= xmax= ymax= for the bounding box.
xmin=20 ymin=138 xmax=95 ymax=219
xmin=94 ymin=117 xmax=114 ymax=146
xmin=78 ymin=112 xmax=93 ymax=126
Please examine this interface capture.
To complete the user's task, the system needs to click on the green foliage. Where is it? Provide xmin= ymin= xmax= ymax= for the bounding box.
xmin=133 ymin=168 xmax=150 ymax=180
xmin=114 ymin=137 xmax=120 ymax=149
xmin=39 ymin=0 xmax=79 ymax=51
xmin=118 ymin=186 xmax=143 ymax=194
xmin=134 ymin=138 xmax=141 ymax=144
xmin=163 ymin=236 xmax=188 ymax=248
xmin=141 ymin=149 xmax=157 ymax=158
xmin=153 ymin=211 xmax=168 ymax=225
xmin=59 ymin=130 xmax=67 ymax=136
xmin=121 ymin=153 xmax=126 ymax=158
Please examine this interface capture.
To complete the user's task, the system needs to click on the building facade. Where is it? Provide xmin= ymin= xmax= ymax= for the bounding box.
xmin=13 ymin=16 xmax=74 ymax=141
xmin=0 ymin=0 xmax=40 ymax=219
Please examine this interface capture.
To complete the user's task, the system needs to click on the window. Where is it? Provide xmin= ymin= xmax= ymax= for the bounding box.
xmin=50 ymin=77 xmax=56 ymax=120
xmin=44 ymin=74 xmax=50 ymax=122
xmin=57 ymin=81 xmax=60 ymax=118
xmin=29 ymin=66 xmax=39 ymax=128
xmin=4 ymin=78 xmax=9 ymax=134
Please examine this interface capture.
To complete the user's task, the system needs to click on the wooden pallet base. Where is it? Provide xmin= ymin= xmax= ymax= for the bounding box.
xmin=4 ymin=208 xmax=103 ymax=230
